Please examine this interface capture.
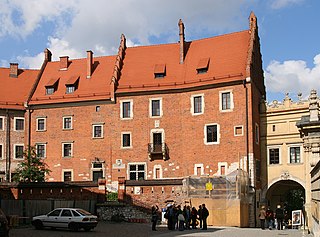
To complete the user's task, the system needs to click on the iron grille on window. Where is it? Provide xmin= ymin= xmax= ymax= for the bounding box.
xmin=269 ymin=148 xmax=279 ymax=164
xmin=222 ymin=92 xmax=231 ymax=110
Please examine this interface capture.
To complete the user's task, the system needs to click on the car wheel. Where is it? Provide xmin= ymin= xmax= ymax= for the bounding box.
xmin=33 ymin=220 xmax=43 ymax=230
xmin=84 ymin=227 xmax=91 ymax=232
xmin=69 ymin=222 xmax=79 ymax=232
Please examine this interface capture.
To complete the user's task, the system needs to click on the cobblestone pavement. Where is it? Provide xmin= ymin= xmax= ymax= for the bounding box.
xmin=9 ymin=222 xmax=312 ymax=237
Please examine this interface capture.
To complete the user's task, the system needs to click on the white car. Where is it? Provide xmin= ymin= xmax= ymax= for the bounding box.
xmin=31 ymin=208 xmax=98 ymax=231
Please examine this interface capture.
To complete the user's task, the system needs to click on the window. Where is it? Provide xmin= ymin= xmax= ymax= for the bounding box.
xmin=153 ymin=165 xmax=162 ymax=179
xmin=62 ymin=143 xmax=73 ymax=158
xmin=46 ymin=87 xmax=55 ymax=95
xmin=65 ymin=76 xmax=79 ymax=94
xmin=45 ymin=78 xmax=59 ymax=95
xmin=272 ymin=125 xmax=276 ymax=132
xmin=36 ymin=118 xmax=46 ymax=131
xmin=191 ymin=94 xmax=204 ymax=115
xmin=218 ymin=162 xmax=228 ymax=175
xmin=196 ymin=58 xmax=209 ymax=74
xmin=66 ymin=85 xmax=75 ymax=94
xmin=122 ymin=132 xmax=132 ymax=148
xmin=0 ymin=144 xmax=3 ymax=159
xmin=93 ymin=124 xmax=103 ymax=138
xmin=14 ymin=117 xmax=24 ymax=131
xmin=154 ymin=64 xmax=166 ymax=78
xmin=150 ymin=98 xmax=162 ymax=117
xmin=0 ymin=116 xmax=4 ymax=130
xmin=36 ymin=144 xmax=46 ymax=158
xmin=129 ymin=163 xmax=146 ymax=180
xmin=290 ymin=147 xmax=301 ymax=163
xmin=255 ymin=123 xmax=259 ymax=144
xmin=120 ymin=100 xmax=133 ymax=119
xmin=48 ymin=209 xmax=61 ymax=217
xmin=234 ymin=126 xmax=243 ymax=136
xmin=204 ymin=124 xmax=220 ymax=144
xmin=269 ymin=148 xmax=280 ymax=164
xmin=63 ymin=170 xmax=72 ymax=181
xmin=14 ymin=145 xmax=24 ymax=159
xmin=194 ymin=164 xmax=204 ymax=176
xmin=61 ymin=209 xmax=72 ymax=217
xmin=96 ymin=106 xmax=100 ymax=112
xmin=219 ymin=90 xmax=234 ymax=112
xmin=63 ymin=116 xmax=72 ymax=130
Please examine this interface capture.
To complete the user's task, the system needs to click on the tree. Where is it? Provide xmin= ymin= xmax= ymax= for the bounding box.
xmin=12 ymin=146 xmax=51 ymax=182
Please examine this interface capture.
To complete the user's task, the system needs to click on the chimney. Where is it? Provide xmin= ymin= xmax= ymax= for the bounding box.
xmin=309 ymin=89 xmax=319 ymax=122
xmin=87 ymin=50 xmax=93 ymax=78
xmin=178 ymin=19 xmax=185 ymax=64
xmin=44 ymin=48 xmax=52 ymax=62
xmin=59 ymin=56 xmax=69 ymax=70
xmin=9 ymin=63 xmax=18 ymax=78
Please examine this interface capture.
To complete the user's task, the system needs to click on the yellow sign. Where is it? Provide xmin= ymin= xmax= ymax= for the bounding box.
xmin=205 ymin=182 xmax=213 ymax=191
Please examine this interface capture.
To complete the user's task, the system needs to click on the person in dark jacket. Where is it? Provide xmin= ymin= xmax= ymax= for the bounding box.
xmin=151 ymin=205 xmax=159 ymax=231
xmin=275 ymin=204 xmax=284 ymax=230
xmin=198 ymin=205 xmax=203 ymax=229
xmin=191 ymin=207 xmax=198 ymax=229
xmin=201 ymin=204 xmax=209 ymax=230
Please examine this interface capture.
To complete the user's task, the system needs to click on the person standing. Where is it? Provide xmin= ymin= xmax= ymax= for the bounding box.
xmin=259 ymin=206 xmax=266 ymax=230
xmin=201 ymin=204 xmax=209 ymax=230
xmin=198 ymin=205 xmax=203 ymax=229
xmin=275 ymin=204 xmax=284 ymax=230
xmin=266 ymin=207 xmax=274 ymax=230
xmin=151 ymin=205 xmax=159 ymax=231
xmin=191 ymin=207 xmax=198 ymax=229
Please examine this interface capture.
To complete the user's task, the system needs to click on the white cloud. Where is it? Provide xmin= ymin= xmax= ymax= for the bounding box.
xmin=265 ymin=54 xmax=320 ymax=99
xmin=269 ymin=0 xmax=304 ymax=9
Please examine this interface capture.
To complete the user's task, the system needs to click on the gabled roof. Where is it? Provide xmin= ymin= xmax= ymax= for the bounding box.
xmin=117 ymin=30 xmax=250 ymax=93
xmin=0 ymin=68 xmax=38 ymax=110
xmin=29 ymin=55 xmax=116 ymax=105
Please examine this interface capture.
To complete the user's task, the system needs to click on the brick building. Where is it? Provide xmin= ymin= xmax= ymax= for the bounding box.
xmin=1 ymin=12 xmax=265 ymax=226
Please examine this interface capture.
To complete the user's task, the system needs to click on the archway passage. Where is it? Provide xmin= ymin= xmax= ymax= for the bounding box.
xmin=266 ymin=180 xmax=305 ymax=220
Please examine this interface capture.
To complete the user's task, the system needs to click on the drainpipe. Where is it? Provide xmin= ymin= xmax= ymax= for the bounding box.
xmin=5 ymin=110 xmax=11 ymax=181
xmin=243 ymin=79 xmax=250 ymax=183
xmin=27 ymin=108 xmax=34 ymax=154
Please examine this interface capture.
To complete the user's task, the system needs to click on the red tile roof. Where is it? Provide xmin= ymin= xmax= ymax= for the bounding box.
xmin=0 ymin=68 xmax=38 ymax=110
xmin=29 ymin=55 xmax=116 ymax=105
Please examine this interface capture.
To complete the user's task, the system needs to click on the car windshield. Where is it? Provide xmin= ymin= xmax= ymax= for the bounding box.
xmin=76 ymin=209 xmax=92 ymax=216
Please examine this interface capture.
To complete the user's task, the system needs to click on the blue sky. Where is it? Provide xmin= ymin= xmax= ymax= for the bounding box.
xmin=0 ymin=0 xmax=319 ymax=102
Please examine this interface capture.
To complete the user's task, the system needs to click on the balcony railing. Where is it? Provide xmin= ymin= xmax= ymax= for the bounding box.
xmin=148 ymin=143 xmax=169 ymax=160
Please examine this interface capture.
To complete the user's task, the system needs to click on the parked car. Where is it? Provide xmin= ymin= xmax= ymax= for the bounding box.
xmin=0 ymin=208 xmax=9 ymax=237
xmin=31 ymin=208 xmax=98 ymax=231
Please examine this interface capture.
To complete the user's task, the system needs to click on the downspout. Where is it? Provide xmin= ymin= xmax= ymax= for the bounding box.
xmin=243 ymin=79 xmax=250 ymax=182
xmin=28 ymin=108 xmax=34 ymax=154
xmin=5 ymin=109 xmax=10 ymax=181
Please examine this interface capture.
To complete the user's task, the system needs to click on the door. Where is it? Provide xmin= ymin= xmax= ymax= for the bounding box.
xmin=153 ymin=133 xmax=162 ymax=152
xmin=93 ymin=171 xmax=103 ymax=182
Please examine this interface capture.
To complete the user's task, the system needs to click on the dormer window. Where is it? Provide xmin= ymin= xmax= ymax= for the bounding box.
xmin=65 ymin=76 xmax=79 ymax=94
xmin=154 ymin=64 xmax=166 ymax=78
xmin=196 ymin=58 xmax=210 ymax=74
xmin=45 ymin=78 xmax=59 ymax=95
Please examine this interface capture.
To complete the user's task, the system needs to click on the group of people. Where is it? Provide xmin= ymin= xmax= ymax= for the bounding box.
xmin=259 ymin=204 xmax=287 ymax=230
xmin=152 ymin=203 xmax=209 ymax=231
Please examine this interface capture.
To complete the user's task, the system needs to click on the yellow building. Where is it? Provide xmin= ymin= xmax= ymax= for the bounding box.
xmin=261 ymin=93 xmax=311 ymax=228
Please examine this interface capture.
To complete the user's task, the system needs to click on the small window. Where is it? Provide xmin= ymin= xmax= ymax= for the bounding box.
xmin=65 ymin=76 xmax=79 ymax=94
xmin=96 ymin=106 xmax=101 ymax=112
xmin=45 ymin=78 xmax=59 ymax=95
xmin=269 ymin=148 xmax=280 ymax=164
xmin=196 ymin=58 xmax=209 ymax=74
xmin=14 ymin=117 xmax=24 ymax=131
xmin=191 ymin=94 xmax=204 ymax=115
xmin=290 ymin=147 xmax=301 ymax=163
xmin=272 ymin=125 xmax=276 ymax=132
xmin=122 ymin=133 xmax=131 ymax=148
xmin=150 ymin=98 xmax=162 ymax=117
xmin=194 ymin=164 xmax=204 ymax=176
xmin=0 ymin=116 xmax=4 ymax=130
xmin=255 ymin=123 xmax=259 ymax=144
xmin=219 ymin=90 xmax=234 ymax=112
xmin=63 ymin=116 xmax=72 ymax=130
xmin=14 ymin=145 xmax=24 ymax=159
xmin=129 ymin=163 xmax=145 ymax=180
xmin=46 ymin=87 xmax=55 ymax=95
xmin=0 ymin=144 xmax=3 ymax=159
xmin=205 ymin=124 xmax=219 ymax=144
xmin=36 ymin=118 xmax=46 ymax=131
xmin=154 ymin=64 xmax=166 ymax=78
xmin=63 ymin=171 xmax=72 ymax=181
xmin=66 ymin=85 xmax=75 ymax=94
xmin=36 ymin=144 xmax=46 ymax=158
xmin=62 ymin=143 xmax=73 ymax=158
xmin=234 ymin=126 xmax=243 ymax=136
xmin=93 ymin=125 xmax=103 ymax=138
xmin=120 ymin=100 xmax=133 ymax=119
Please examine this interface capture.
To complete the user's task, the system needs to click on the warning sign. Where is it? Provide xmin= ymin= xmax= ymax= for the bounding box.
xmin=205 ymin=182 xmax=213 ymax=191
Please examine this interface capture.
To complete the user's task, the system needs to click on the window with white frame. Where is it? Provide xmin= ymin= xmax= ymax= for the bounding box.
xmin=62 ymin=142 xmax=73 ymax=158
xmin=63 ymin=170 xmax=73 ymax=181
xmin=218 ymin=162 xmax=228 ymax=175
xmin=14 ymin=117 xmax=24 ymax=131
xmin=0 ymin=144 xmax=3 ymax=159
xmin=121 ymin=132 xmax=132 ymax=148
xmin=204 ymin=123 xmax=220 ymax=144
xmin=191 ymin=94 xmax=204 ymax=115
xmin=194 ymin=164 xmax=204 ymax=176
xmin=92 ymin=124 xmax=103 ymax=138
xmin=268 ymin=147 xmax=280 ymax=164
xmin=14 ymin=144 xmax=24 ymax=159
xmin=150 ymin=98 xmax=162 ymax=117
xmin=219 ymin=90 xmax=234 ymax=112
xmin=120 ymin=100 xmax=133 ymax=119
xmin=128 ymin=163 xmax=146 ymax=180
xmin=255 ymin=123 xmax=259 ymax=144
xmin=36 ymin=118 xmax=46 ymax=131
xmin=63 ymin=116 xmax=73 ymax=130
xmin=289 ymin=146 xmax=301 ymax=164
xmin=234 ymin=125 xmax=243 ymax=136
xmin=153 ymin=165 xmax=162 ymax=179
xmin=36 ymin=143 xmax=46 ymax=158
xmin=0 ymin=116 xmax=4 ymax=130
